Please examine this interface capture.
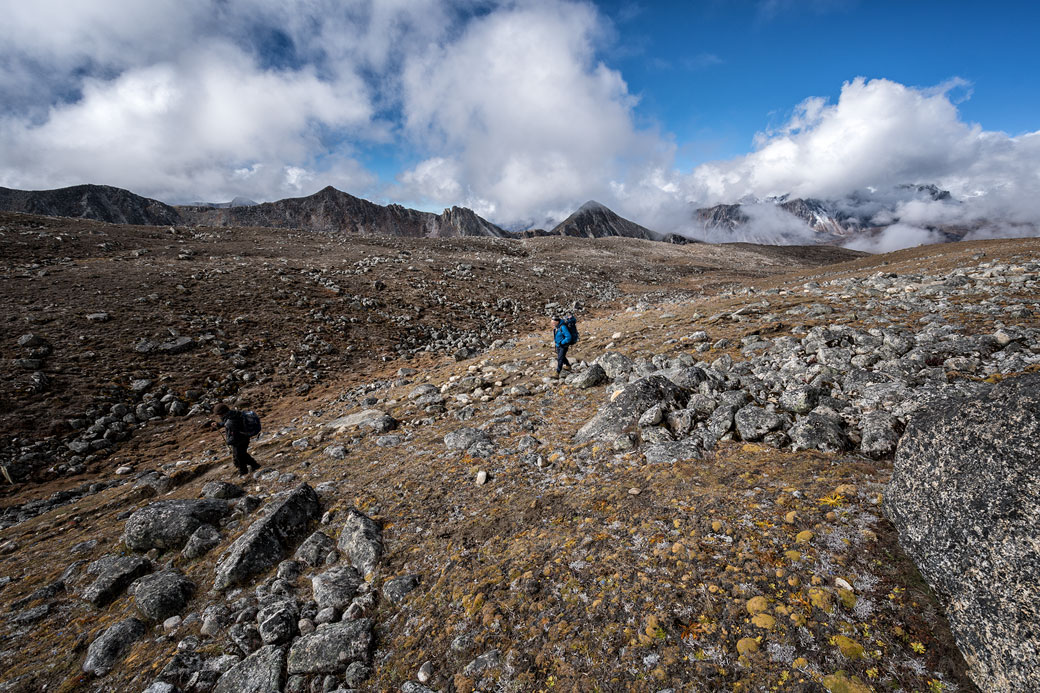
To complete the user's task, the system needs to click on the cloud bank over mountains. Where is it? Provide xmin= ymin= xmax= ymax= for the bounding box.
xmin=1 ymin=0 xmax=1037 ymax=243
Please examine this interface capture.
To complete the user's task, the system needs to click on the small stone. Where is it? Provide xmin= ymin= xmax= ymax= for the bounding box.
xmin=795 ymin=530 xmax=814 ymax=544
xmin=163 ymin=615 xmax=182 ymax=632
xmin=417 ymin=660 xmax=433 ymax=683
xmin=628 ymin=488 xmax=640 ymax=496
xmin=475 ymin=470 xmax=488 ymax=485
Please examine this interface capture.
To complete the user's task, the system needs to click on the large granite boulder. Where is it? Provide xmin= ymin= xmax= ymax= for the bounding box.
xmin=213 ymin=484 xmax=321 ymax=590
xmin=337 ymin=509 xmax=383 ymax=577
xmin=130 ymin=569 xmax=195 ymax=621
xmin=885 ymin=373 xmax=1040 ymax=693
xmin=212 ymin=645 xmax=286 ymax=693
xmin=83 ymin=618 xmax=146 ymax=676
xmin=123 ymin=499 xmax=231 ymax=552
xmin=80 ymin=555 xmax=152 ymax=607
xmin=574 ymin=375 xmax=688 ymax=443
xmin=287 ymin=619 xmax=373 ymax=674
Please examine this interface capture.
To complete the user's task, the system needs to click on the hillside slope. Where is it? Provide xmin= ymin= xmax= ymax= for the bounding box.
xmin=2 ymin=214 xmax=1038 ymax=692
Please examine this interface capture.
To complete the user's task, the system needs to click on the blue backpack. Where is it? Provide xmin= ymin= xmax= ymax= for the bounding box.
xmin=241 ymin=410 xmax=262 ymax=437
xmin=562 ymin=315 xmax=578 ymax=345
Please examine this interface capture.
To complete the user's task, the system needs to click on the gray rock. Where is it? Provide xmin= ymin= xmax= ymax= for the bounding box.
xmin=213 ymin=484 xmax=321 ymax=590
xmin=123 ymin=499 xmax=231 ymax=552
xmin=443 ymin=427 xmax=490 ymax=451
xmin=311 ymin=565 xmax=362 ymax=611
xmin=643 ymin=440 xmax=704 ymax=464
xmin=733 ymin=405 xmax=782 ymax=441
xmin=858 ymin=410 xmax=903 ymax=458
xmin=708 ymin=404 xmax=737 ymax=439
xmin=81 ymin=555 xmax=152 ymax=607
xmin=286 ymin=619 xmax=374 ymax=674
xmin=687 ymin=393 xmax=716 ymax=418
xmin=257 ymin=600 xmax=298 ymax=645
xmin=779 ymin=385 xmax=819 ymax=414
xmin=327 ymin=409 xmax=396 ymax=434
xmin=382 ymin=574 xmax=419 ymax=603
xmin=463 ymin=648 xmax=502 ymax=676
xmin=638 ymin=404 xmax=665 ymax=427
xmin=665 ymin=366 xmax=709 ymax=390
xmin=130 ymin=570 xmax=196 ymax=622
xmin=885 ymin=373 xmax=1040 ymax=693
xmin=295 ymin=531 xmax=336 ymax=567
xmin=788 ymin=413 xmax=851 ymax=453
xmin=575 ymin=375 xmax=687 ymax=443
xmin=201 ymin=481 xmax=244 ymax=499
xmin=571 ymin=363 xmax=607 ymax=389
xmin=213 ymin=645 xmax=286 ymax=693
xmin=337 ymin=509 xmax=383 ymax=576
xmin=83 ymin=618 xmax=146 ymax=676
xmin=344 ymin=661 xmax=372 ymax=688
xmin=182 ymin=524 xmax=221 ymax=559
xmin=158 ymin=336 xmax=195 ymax=354
xmin=595 ymin=351 xmax=634 ymax=379
xmin=401 ymin=682 xmax=436 ymax=693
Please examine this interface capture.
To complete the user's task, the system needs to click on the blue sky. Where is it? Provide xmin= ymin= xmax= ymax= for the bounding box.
xmin=597 ymin=1 xmax=1040 ymax=161
xmin=1 ymin=0 xmax=1038 ymax=234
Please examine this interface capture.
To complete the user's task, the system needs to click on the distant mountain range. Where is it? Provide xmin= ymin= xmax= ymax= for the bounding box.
xmin=0 ymin=184 xmax=690 ymax=244
xmin=0 ymin=181 xmax=1009 ymax=247
xmin=696 ymin=184 xmax=961 ymax=243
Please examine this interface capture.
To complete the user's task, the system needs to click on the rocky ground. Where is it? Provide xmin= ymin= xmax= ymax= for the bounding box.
xmin=1 ymin=213 xmax=1038 ymax=692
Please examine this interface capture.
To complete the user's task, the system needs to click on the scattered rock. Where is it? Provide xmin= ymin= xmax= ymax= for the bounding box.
xmin=81 ymin=555 xmax=153 ymax=608
xmin=213 ymin=484 xmax=321 ymax=590
xmin=83 ymin=618 xmax=146 ymax=676
xmin=123 ymin=499 xmax=231 ymax=552
xmin=213 ymin=644 xmax=286 ymax=693
xmin=337 ymin=508 xmax=383 ymax=577
xmin=130 ymin=569 xmax=196 ymax=622
xmin=286 ymin=619 xmax=374 ymax=674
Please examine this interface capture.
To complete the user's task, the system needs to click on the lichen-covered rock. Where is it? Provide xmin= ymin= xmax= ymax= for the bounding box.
xmin=294 ymin=531 xmax=336 ymax=567
xmin=311 ymin=565 xmax=362 ymax=611
xmin=213 ymin=484 xmax=321 ymax=590
xmin=257 ymin=599 xmax=298 ymax=645
xmin=382 ymin=574 xmax=419 ymax=603
xmin=858 ymin=410 xmax=903 ymax=458
xmin=733 ymin=405 xmax=782 ymax=441
xmin=130 ymin=569 xmax=195 ymax=621
xmin=213 ymin=645 xmax=286 ymax=693
xmin=788 ymin=413 xmax=851 ymax=453
xmin=885 ymin=373 xmax=1040 ymax=693
xmin=182 ymin=524 xmax=221 ymax=559
xmin=337 ymin=509 xmax=383 ymax=576
xmin=575 ymin=375 xmax=688 ymax=443
xmin=80 ymin=555 xmax=152 ymax=607
xmin=594 ymin=351 xmax=634 ymax=379
xmin=83 ymin=618 xmax=146 ymax=676
xmin=123 ymin=499 xmax=231 ymax=552
xmin=286 ymin=619 xmax=374 ymax=674
xmin=571 ymin=363 xmax=606 ymax=389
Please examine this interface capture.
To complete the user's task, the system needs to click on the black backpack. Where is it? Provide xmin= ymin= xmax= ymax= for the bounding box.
xmin=241 ymin=410 xmax=262 ymax=437
xmin=562 ymin=315 xmax=578 ymax=345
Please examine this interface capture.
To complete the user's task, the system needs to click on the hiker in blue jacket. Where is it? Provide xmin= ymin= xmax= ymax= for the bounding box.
xmin=552 ymin=316 xmax=574 ymax=378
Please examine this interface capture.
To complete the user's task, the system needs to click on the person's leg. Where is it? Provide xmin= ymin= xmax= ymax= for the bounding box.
xmin=555 ymin=344 xmax=566 ymax=375
xmin=231 ymin=444 xmax=250 ymax=475
xmin=561 ymin=346 xmax=571 ymax=370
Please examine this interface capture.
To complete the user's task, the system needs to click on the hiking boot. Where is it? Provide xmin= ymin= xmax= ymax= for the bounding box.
xmin=562 ymin=364 xmax=572 ymax=371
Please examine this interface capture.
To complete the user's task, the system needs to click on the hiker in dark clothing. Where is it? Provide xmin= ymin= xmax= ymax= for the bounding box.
xmin=552 ymin=317 xmax=573 ymax=378
xmin=210 ymin=403 xmax=260 ymax=476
